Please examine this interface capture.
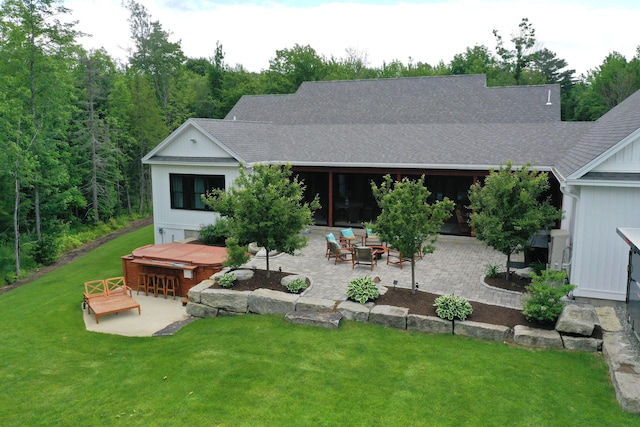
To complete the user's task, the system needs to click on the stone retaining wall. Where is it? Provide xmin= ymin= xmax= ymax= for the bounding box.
xmin=187 ymin=282 xmax=600 ymax=351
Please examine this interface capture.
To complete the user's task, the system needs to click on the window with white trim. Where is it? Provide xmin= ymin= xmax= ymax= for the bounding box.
xmin=170 ymin=174 xmax=225 ymax=210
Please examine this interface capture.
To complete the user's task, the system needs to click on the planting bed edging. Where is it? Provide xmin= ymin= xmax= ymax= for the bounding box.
xmin=187 ymin=285 xmax=600 ymax=351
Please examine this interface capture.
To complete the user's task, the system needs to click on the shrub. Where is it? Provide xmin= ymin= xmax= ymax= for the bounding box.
xmin=522 ymin=270 xmax=576 ymax=323
xmin=434 ymin=294 xmax=473 ymax=321
xmin=32 ymin=234 xmax=61 ymax=266
xmin=199 ymin=218 xmax=231 ymax=245
xmin=485 ymin=264 xmax=499 ymax=278
xmin=285 ymin=278 xmax=307 ymax=294
xmin=346 ymin=276 xmax=379 ymax=304
xmin=218 ymin=272 xmax=236 ymax=288
xmin=223 ymin=237 xmax=250 ymax=269
xmin=528 ymin=261 xmax=546 ymax=276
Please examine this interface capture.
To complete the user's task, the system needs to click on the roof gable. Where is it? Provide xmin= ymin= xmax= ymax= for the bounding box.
xmin=142 ymin=119 xmax=244 ymax=165
xmin=557 ymin=89 xmax=640 ymax=180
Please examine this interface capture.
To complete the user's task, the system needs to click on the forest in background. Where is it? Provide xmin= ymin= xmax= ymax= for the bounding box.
xmin=2 ymin=0 xmax=640 ymax=284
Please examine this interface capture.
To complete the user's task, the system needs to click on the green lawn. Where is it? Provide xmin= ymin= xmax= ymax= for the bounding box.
xmin=0 ymin=224 xmax=637 ymax=426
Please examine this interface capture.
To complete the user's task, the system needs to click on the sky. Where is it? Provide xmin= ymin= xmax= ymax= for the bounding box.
xmin=64 ymin=0 xmax=640 ymax=76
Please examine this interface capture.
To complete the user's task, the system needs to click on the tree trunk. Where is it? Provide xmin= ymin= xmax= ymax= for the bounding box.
xmin=411 ymin=257 xmax=417 ymax=294
xmin=265 ymin=248 xmax=271 ymax=278
xmin=506 ymin=252 xmax=512 ymax=281
xmin=34 ymin=184 xmax=41 ymax=241
xmin=13 ymin=173 xmax=21 ymax=280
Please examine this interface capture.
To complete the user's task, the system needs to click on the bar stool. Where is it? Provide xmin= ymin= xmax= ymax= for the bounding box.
xmin=146 ymin=273 xmax=157 ymax=297
xmin=136 ymin=273 xmax=150 ymax=296
xmin=164 ymin=275 xmax=179 ymax=300
xmin=154 ymin=274 xmax=167 ymax=298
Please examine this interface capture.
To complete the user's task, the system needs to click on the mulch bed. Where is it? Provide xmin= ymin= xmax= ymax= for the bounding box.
xmin=214 ymin=269 xmax=555 ymax=330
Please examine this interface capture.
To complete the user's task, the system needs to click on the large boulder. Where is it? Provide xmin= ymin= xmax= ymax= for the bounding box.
xmin=514 ymin=325 xmax=563 ymax=349
xmin=285 ymin=311 xmax=343 ymax=329
xmin=336 ymin=300 xmax=372 ymax=322
xmin=200 ymin=288 xmax=250 ymax=313
xmin=369 ymin=305 xmax=408 ymax=329
xmin=185 ymin=302 xmax=218 ymax=318
xmin=555 ymin=304 xmax=597 ymax=336
xmin=295 ymin=296 xmax=335 ymax=312
xmin=454 ymin=320 xmax=510 ymax=342
xmin=407 ymin=314 xmax=452 ymax=334
xmin=248 ymin=288 xmax=298 ymax=314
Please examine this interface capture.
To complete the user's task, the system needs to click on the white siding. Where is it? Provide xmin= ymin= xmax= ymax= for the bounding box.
xmin=593 ymin=135 xmax=640 ymax=173
xmin=571 ymin=186 xmax=640 ymax=300
xmin=150 ymin=163 xmax=241 ymax=244
xmin=158 ymin=127 xmax=231 ymax=158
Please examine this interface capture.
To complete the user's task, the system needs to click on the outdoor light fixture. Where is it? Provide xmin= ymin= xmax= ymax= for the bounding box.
xmin=393 ymin=280 xmax=398 ymax=290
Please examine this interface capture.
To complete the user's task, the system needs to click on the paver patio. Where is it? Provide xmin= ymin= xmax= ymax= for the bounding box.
xmin=241 ymin=226 xmax=524 ymax=309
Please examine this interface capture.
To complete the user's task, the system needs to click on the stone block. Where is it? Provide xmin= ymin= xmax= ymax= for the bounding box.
xmin=201 ymin=288 xmax=250 ymax=313
xmin=336 ymin=300 xmax=371 ymax=322
xmin=285 ymin=311 xmax=343 ymax=329
xmin=248 ymin=288 xmax=298 ymax=314
xmin=602 ymin=332 xmax=640 ymax=373
xmin=555 ymin=304 xmax=597 ymax=336
xmin=407 ymin=314 xmax=453 ymax=334
xmin=612 ymin=371 xmax=640 ymax=414
xmin=513 ymin=325 xmax=563 ymax=349
xmin=454 ymin=320 xmax=510 ymax=342
xmin=295 ymin=296 xmax=335 ymax=312
xmin=561 ymin=335 xmax=601 ymax=352
xmin=595 ymin=306 xmax=623 ymax=332
xmin=187 ymin=279 xmax=215 ymax=304
xmin=369 ymin=305 xmax=408 ymax=329
xmin=185 ymin=302 xmax=218 ymax=318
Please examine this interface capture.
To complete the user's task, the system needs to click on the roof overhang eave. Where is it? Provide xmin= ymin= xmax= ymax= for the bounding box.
xmin=262 ymin=161 xmax=554 ymax=172
xmin=565 ymin=178 xmax=640 ymax=188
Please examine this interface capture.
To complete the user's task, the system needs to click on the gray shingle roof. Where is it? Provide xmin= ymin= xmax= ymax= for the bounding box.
xmin=191 ymin=119 xmax=590 ymax=169
xmin=226 ymin=75 xmax=561 ymax=125
xmin=555 ymin=89 xmax=640 ymax=179
xmin=176 ymin=75 xmax=640 ymax=173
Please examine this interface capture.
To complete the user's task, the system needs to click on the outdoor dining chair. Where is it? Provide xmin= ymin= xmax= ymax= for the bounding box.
xmin=329 ymin=241 xmax=353 ymax=265
xmin=353 ymin=246 xmax=376 ymax=270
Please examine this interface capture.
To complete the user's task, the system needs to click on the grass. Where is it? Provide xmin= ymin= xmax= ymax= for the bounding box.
xmin=0 ymin=224 xmax=638 ymax=426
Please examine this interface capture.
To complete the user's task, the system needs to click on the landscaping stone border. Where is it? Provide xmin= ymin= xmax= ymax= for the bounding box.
xmin=187 ymin=283 xmax=601 ymax=350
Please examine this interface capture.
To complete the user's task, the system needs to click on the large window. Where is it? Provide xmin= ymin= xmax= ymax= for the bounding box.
xmin=170 ymin=174 xmax=225 ymax=210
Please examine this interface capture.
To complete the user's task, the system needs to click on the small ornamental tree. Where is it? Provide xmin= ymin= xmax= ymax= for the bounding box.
xmin=203 ymin=163 xmax=320 ymax=277
xmin=468 ymin=161 xmax=562 ymax=280
xmin=371 ymin=175 xmax=454 ymax=293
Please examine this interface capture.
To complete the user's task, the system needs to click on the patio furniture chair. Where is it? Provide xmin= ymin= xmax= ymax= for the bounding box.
xmin=364 ymin=228 xmax=382 ymax=246
xmin=328 ymin=241 xmax=353 ymax=265
xmin=353 ymin=246 xmax=376 ymax=270
xmin=340 ymin=228 xmax=361 ymax=247
xmin=325 ymin=233 xmax=346 ymax=259
xmin=387 ymin=248 xmax=412 ymax=269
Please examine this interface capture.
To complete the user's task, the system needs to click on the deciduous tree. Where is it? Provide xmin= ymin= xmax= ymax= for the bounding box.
xmin=204 ymin=164 xmax=320 ymax=276
xmin=468 ymin=161 xmax=562 ymax=280
xmin=371 ymin=175 xmax=454 ymax=293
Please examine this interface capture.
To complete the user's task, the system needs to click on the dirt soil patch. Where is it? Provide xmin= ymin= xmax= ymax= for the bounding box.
xmin=483 ymin=272 xmax=531 ymax=293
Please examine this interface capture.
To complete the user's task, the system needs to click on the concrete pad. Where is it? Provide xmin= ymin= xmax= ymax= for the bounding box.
xmin=83 ymin=294 xmax=190 ymax=337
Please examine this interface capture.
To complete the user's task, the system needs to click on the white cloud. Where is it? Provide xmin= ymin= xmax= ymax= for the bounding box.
xmin=66 ymin=0 xmax=640 ymax=76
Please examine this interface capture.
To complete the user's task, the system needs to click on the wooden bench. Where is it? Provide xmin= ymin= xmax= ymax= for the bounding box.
xmin=83 ymin=277 xmax=141 ymax=323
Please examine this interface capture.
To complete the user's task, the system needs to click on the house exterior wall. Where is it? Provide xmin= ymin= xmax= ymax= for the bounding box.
xmin=150 ymin=163 xmax=240 ymax=244
xmin=571 ymin=185 xmax=640 ymax=300
xmin=162 ymin=127 xmax=231 ymax=158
